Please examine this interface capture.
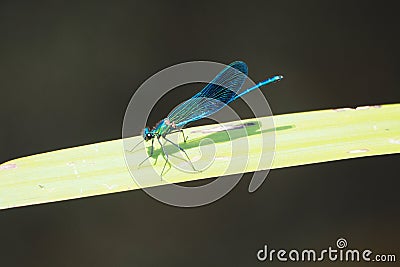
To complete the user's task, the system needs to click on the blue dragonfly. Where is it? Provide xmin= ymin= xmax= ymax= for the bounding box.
xmin=131 ymin=61 xmax=283 ymax=176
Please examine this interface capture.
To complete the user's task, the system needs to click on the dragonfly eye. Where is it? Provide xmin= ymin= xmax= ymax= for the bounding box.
xmin=144 ymin=133 xmax=153 ymax=141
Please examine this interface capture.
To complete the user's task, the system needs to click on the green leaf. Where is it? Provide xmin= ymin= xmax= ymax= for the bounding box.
xmin=1 ymin=104 xmax=399 ymax=209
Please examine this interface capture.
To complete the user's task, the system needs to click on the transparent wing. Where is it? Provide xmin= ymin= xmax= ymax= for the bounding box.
xmin=167 ymin=61 xmax=248 ymax=128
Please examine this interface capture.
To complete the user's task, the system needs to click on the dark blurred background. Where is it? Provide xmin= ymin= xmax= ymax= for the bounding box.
xmin=0 ymin=1 xmax=399 ymax=266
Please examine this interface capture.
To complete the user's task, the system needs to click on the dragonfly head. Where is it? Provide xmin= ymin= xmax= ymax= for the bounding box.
xmin=143 ymin=127 xmax=155 ymax=141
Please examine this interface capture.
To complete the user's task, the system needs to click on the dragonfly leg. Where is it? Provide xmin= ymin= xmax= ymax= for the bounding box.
xmin=127 ymin=139 xmax=144 ymax=153
xmin=180 ymin=130 xmax=188 ymax=143
xmin=158 ymin=137 xmax=169 ymax=178
xmin=138 ymin=139 xmax=154 ymax=166
xmin=163 ymin=136 xmax=198 ymax=172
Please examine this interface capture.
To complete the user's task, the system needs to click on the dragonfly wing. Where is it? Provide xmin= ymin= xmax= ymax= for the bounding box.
xmin=167 ymin=61 xmax=248 ymax=127
xmin=168 ymin=97 xmax=230 ymax=128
